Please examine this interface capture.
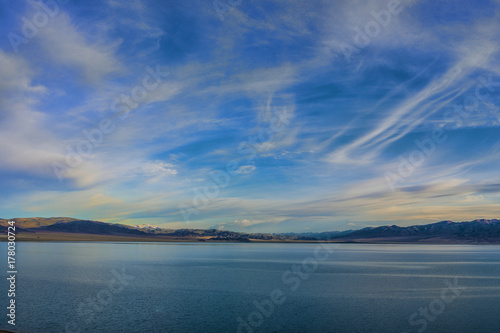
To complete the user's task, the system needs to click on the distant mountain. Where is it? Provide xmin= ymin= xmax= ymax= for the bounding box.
xmin=0 ymin=218 xmax=315 ymax=241
xmin=1 ymin=217 xmax=500 ymax=243
xmin=335 ymin=219 xmax=500 ymax=242
xmin=31 ymin=220 xmax=148 ymax=236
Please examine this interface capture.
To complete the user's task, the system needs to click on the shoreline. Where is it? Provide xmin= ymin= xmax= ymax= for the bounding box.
xmin=1 ymin=232 xmax=499 ymax=245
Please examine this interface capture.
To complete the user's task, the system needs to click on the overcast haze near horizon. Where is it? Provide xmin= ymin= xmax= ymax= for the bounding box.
xmin=1 ymin=0 xmax=500 ymax=233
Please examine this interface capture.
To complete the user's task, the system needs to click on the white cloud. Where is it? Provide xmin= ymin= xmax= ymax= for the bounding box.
xmin=141 ymin=161 xmax=178 ymax=177
xmin=234 ymin=165 xmax=256 ymax=174
xmin=0 ymin=50 xmax=46 ymax=96
xmin=210 ymin=218 xmax=258 ymax=231
xmin=37 ymin=13 xmax=123 ymax=82
xmin=0 ymin=51 xmax=64 ymax=179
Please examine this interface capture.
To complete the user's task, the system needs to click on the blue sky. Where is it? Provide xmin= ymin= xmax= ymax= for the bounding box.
xmin=1 ymin=0 xmax=500 ymax=232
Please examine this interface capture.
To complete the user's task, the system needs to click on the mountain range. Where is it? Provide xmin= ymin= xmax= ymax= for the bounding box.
xmin=1 ymin=217 xmax=500 ymax=243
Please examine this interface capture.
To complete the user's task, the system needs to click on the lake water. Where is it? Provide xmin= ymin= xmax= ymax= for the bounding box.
xmin=1 ymin=242 xmax=500 ymax=332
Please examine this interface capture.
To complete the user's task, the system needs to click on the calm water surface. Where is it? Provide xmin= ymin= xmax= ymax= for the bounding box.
xmin=1 ymin=242 xmax=500 ymax=332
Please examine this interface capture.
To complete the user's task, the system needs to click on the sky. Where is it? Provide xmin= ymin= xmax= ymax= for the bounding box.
xmin=1 ymin=0 xmax=500 ymax=233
